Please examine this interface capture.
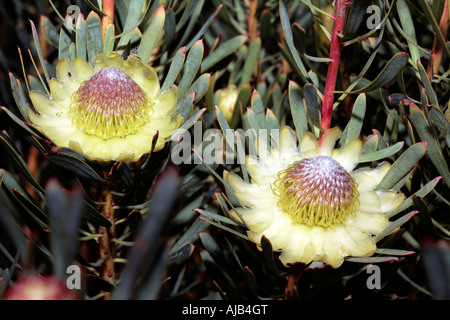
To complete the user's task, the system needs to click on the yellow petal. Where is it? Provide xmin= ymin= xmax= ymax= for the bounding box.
xmin=72 ymin=58 xmax=94 ymax=84
xmin=348 ymin=210 xmax=388 ymax=235
xmin=279 ymin=224 xmax=312 ymax=266
xmin=245 ymin=155 xmax=277 ymax=184
xmin=55 ymin=57 xmax=75 ymax=83
xmin=29 ymin=91 xmax=65 ymax=116
xmin=322 ymin=228 xmax=346 ymax=268
xmin=229 ymin=207 xmax=274 ymax=233
xmin=279 ymin=126 xmax=298 ymax=159
xmin=319 ymin=127 xmax=341 ymax=156
xmin=335 ymin=225 xmax=375 ymax=257
xmin=152 ymin=85 xmax=179 ymax=118
xmin=358 ymin=191 xmax=382 ymax=214
xmin=332 ymin=139 xmax=362 ymax=172
xmin=299 ymin=131 xmax=318 ymax=152
xmin=48 ymin=79 xmax=73 ymax=105
xmin=376 ymin=190 xmax=405 ymax=213
xmin=93 ymin=52 xmax=124 ymax=72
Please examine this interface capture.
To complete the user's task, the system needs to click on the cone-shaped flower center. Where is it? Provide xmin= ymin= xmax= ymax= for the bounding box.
xmin=69 ymin=66 xmax=153 ymax=139
xmin=274 ymin=155 xmax=359 ymax=227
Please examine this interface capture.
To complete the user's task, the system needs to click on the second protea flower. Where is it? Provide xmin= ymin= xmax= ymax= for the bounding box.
xmin=27 ymin=52 xmax=183 ymax=162
xmin=226 ymin=126 xmax=405 ymax=268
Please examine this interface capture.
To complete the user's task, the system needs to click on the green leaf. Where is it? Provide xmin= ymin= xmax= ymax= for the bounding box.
xmin=0 ymin=132 xmax=44 ymax=193
xmin=58 ymin=24 xmax=72 ymax=60
xmin=339 ymin=52 xmax=409 ymax=94
xmin=375 ymin=211 xmax=418 ymax=242
xmin=44 ymin=147 xmax=106 ymax=184
xmin=47 ymin=180 xmax=83 ymax=279
xmin=138 ymin=5 xmax=165 ymax=64
xmin=288 ymin=81 xmax=307 ymax=139
xmin=116 ymin=0 xmax=145 ymax=52
xmin=30 ymin=19 xmax=50 ymax=85
xmin=397 ymin=0 xmax=421 ymax=70
xmin=409 ymin=103 xmax=450 ymax=187
xmin=196 ymin=208 xmax=241 ymax=227
xmin=75 ymin=14 xmax=87 ymax=60
xmin=103 ymin=24 xmax=115 ymax=54
xmin=9 ymin=74 xmax=30 ymax=122
xmin=376 ymin=142 xmax=427 ymax=190
xmin=201 ymin=35 xmax=247 ymax=72
xmin=417 ymin=60 xmax=439 ymax=107
xmin=341 ymin=93 xmax=366 ymax=144
xmin=239 ymin=38 xmax=261 ymax=87
xmin=187 ymin=73 xmax=211 ymax=103
xmin=279 ymin=0 xmax=308 ymax=83
xmin=86 ymin=11 xmax=103 ymax=64
xmin=178 ymin=40 xmax=204 ymax=100
xmin=161 ymin=46 xmax=186 ymax=92
xmin=40 ymin=16 xmax=59 ymax=49
xmin=359 ymin=141 xmax=404 ymax=163
xmin=303 ymin=83 xmax=321 ymax=130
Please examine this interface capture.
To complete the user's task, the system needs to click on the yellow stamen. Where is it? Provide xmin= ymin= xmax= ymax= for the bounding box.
xmin=274 ymin=155 xmax=359 ymax=227
xmin=69 ymin=66 xmax=154 ymax=139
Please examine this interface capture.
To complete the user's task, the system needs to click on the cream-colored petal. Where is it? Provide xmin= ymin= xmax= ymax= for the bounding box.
xmin=335 ymin=225 xmax=375 ymax=257
xmin=319 ymin=127 xmax=341 ymax=156
xmin=93 ymin=52 xmax=124 ymax=72
xmin=348 ymin=210 xmax=388 ymax=235
xmin=257 ymin=216 xmax=293 ymax=250
xmin=371 ymin=161 xmax=391 ymax=185
xmin=55 ymin=57 xmax=75 ymax=83
xmin=322 ymin=228 xmax=346 ymax=268
xmin=376 ymin=190 xmax=405 ymax=213
xmin=152 ymin=85 xmax=179 ymax=118
xmin=299 ymin=131 xmax=318 ymax=153
xmin=279 ymin=224 xmax=312 ymax=266
xmin=245 ymin=155 xmax=278 ymax=184
xmin=72 ymin=58 xmax=94 ymax=84
xmin=358 ymin=191 xmax=382 ymax=214
xmin=229 ymin=207 xmax=274 ymax=233
xmin=48 ymin=79 xmax=73 ymax=106
xmin=279 ymin=126 xmax=298 ymax=159
xmin=124 ymin=58 xmax=160 ymax=100
xmin=332 ymin=139 xmax=362 ymax=172
xmin=29 ymin=91 xmax=66 ymax=116
xmin=352 ymin=168 xmax=378 ymax=192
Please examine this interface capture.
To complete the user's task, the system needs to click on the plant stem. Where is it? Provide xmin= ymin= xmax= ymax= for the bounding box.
xmin=99 ymin=189 xmax=115 ymax=297
xmin=102 ymin=0 xmax=114 ymax=45
xmin=319 ymin=0 xmax=348 ymax=143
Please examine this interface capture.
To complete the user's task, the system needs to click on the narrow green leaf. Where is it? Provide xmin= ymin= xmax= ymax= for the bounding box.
xmin=239 ymin=38 xmax=261 ymax=87
xmin=116 ymin=0 xmax=145 ymax=52
xmin=303 ymin=83 xmax=321 ymax=130
xmin=185 ymin=4 xmax=222 ymax=50
xmin=187 ymin=73 xmax=211 ymax=103
xmin=339 ymin=52 xmax=409 ymax=94
xmin=279 ymin=0 xmax=308 ymax=83
xmin=376 ymin=142 xmax=427 ymax=190
xmin=170 ymin=217 xmax=209 ymax=254
xmin=343 ymin=93 xmax=366 ymax=144
xmin=30 ymin=19 xmax=50 ymax=85
xmin=58 ymin=25 xmax=72 ymax=60
xmin=375 ymin=211 xmax=418 ymax=241
xmin=397 ymin=0 xmax=421 ymax=70
xmin=196 ymin=208 xmax=241 ymax=226
xmin=44 ymin=147 xmax=105 ymax=184
xmin=360 ymin=141 xmax=404 ymax=163
xmin=9 ymin=74 xmax=30 ymax=122
xmin=103 ymin=24 xmax=115 ymax=54
xmin=86 ymin=11 xmax=103 ymax=64
xmin=161 ymin=46 xmax=186 ymax=92
xmin=0 ymin=132 xmax=45 ymax=193
xmin=288 ymin=81 xmax=307 ymax=139
xmin=409 ymin=104 xmax=450 ymax=187
xmin=178 ymin=40 xmax=204 ymax=100
xmin=40 ymin=16 xmax=59 ymax=48
xmin=75 ymin=14 xmax=87 ymax=60
xmin=201 ymin=35 xmax=247 ymax=72
xmin=417 ymin=60 xmax=439 ymax=107
xmin=138 ymin=5 xmax=165 ymax=64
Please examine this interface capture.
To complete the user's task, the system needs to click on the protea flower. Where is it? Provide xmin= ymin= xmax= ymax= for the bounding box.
xmin=27 ymin=52 xmax=182 ymax=162
xmin=216 ymin=84 xmax=238 ymax=123
xmin=226 ymin=126 xmax=405 ymax=268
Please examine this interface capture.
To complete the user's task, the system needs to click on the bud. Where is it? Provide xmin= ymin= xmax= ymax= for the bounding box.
xmin=4 ymin=275 xmax=79 ymax=300
xmin=216 ymin=85 xmax=239 ymax=123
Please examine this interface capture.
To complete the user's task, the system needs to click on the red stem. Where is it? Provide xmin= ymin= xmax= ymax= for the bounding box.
xmin=427 ymin=0 xmax=449 ymax=80
xmin=102 ymin=0 xmax=114 ymax=45
xmin=319 ymin=0 xmax=348 ymax=143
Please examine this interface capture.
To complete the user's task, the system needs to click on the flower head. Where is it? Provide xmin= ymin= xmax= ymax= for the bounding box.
xmin=226 ymin=126 xmax=405 ymax=268
xmin=27 ymin=52 xmax=183 ymax=162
